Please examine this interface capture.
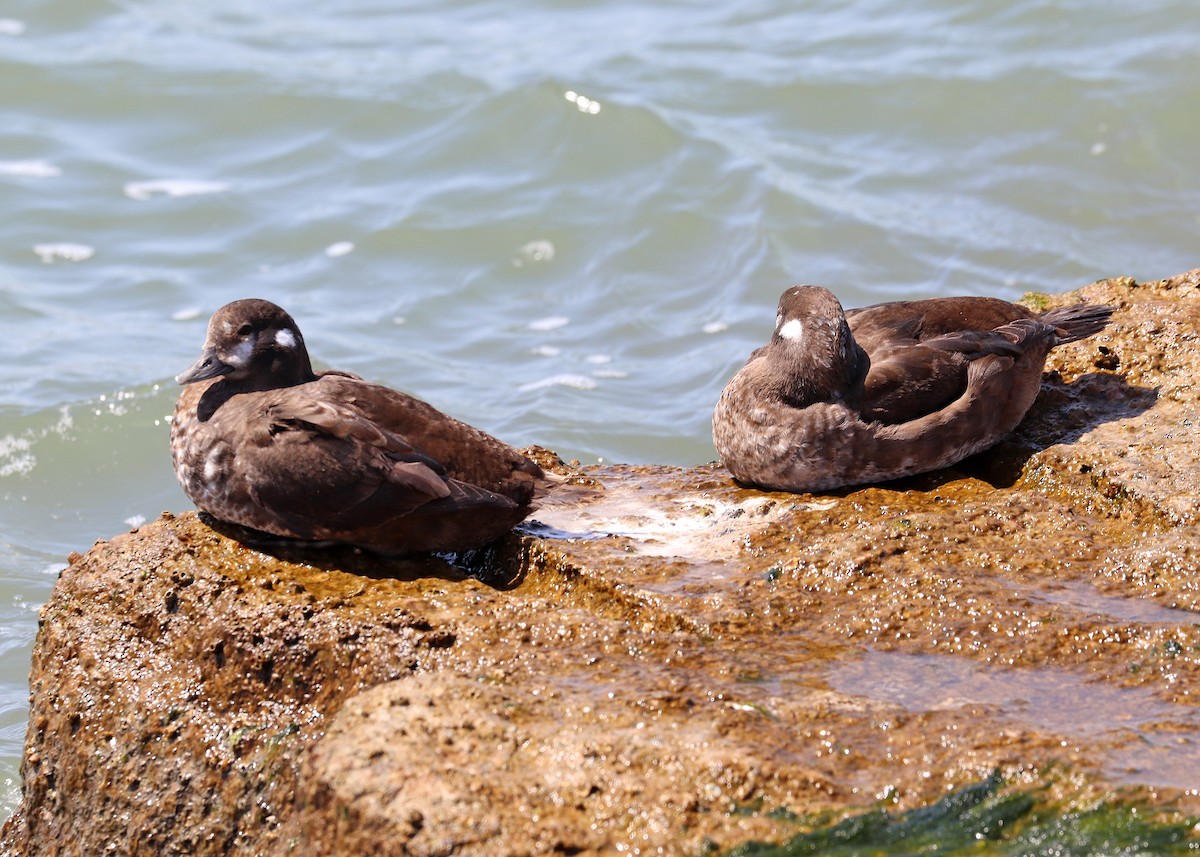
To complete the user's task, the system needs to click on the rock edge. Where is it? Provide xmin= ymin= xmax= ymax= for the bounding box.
xmin=5 ymin=271 xmax=1200 ymax=855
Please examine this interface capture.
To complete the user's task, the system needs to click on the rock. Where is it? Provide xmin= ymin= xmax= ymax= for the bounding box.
xmin=5 ymin=271 xmax=1200 ymax=855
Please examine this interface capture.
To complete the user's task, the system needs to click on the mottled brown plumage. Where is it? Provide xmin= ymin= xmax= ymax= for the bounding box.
xmin=713 ymin=285 xmax=1114 ymax=492
xmin=171 ymin=299 xmax=553 ymax=555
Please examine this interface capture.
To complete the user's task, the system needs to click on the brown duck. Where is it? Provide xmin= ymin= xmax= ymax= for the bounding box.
xmin=712 ymin=285 xmax=1114 ymax=492
xmin=171 ymin=299 xmax=554 ymax=554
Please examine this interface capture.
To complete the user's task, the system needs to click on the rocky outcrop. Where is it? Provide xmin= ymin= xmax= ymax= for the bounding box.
xmin=4 ymin=271 xmax=1200 ymax=855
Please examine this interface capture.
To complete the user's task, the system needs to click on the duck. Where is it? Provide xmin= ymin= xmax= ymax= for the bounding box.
xmin=171 ymin=298 xmax=555 ymax=555
xmin=712 ymin=285 xmax=1114 ymax=492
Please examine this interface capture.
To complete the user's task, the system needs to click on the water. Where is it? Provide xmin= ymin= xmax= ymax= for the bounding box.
xmin=828 ymin=650 xmax=1200 ymax=790
xmin=1 ymin=0 xmax=1198 ymax=818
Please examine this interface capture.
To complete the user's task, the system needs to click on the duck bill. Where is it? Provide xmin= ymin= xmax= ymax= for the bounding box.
xmin=176 ymin=346 xmax=232 ymax=385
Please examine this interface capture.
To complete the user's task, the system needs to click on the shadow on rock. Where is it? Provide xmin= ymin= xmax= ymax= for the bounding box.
xmin=198 ymin=513 xmax=528 ymax=590
xmin=960 ymin=371 xmax=1158 ymax=489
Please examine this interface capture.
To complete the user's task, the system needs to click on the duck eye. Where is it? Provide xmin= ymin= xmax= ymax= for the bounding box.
xmin=237 ymin=323 xmax=253 ymax=336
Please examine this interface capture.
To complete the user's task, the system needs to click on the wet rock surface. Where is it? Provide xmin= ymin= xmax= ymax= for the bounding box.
xmin=4 ymin=271 xmax=1200 ymax=855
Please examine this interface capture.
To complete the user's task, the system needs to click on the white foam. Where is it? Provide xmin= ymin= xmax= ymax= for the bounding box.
xmin=702 ymin=321 xmax=728 ymax=335
xmin=0 ymin=159 xmax=59 ymax=177
xmin=124 ymin=515 xmax=147 ymax=529
xmin=0 ymin=435 xmax=35 ymax=477
xmin=585 ymin=353 xmax=612 ymax=364
xmin=0 ymin=406 xmax=80 ymax=476
xmin=528 ymin=315 xmax=569 ymax=332
xmin=514 ymin=239 xmax=555 ymax=266
xmin=518 ymin=374 xmax=597 ymax=392
xmin=325 ymin=241 xmax=355 ymax=257
xmin=123 ymin=179 xmax=230 ymax=201
xmin=172 ymin=307 xmax=201 ymax=322
xmin=33 ymin=242 xmax=94 ymax=263
xmin=49 ymin=406 xmax=73 ymax=436
xmin=0 ymin=19 xmax=25 ymax=35
xmin=531 ymin=345 xmax=561 ymax=357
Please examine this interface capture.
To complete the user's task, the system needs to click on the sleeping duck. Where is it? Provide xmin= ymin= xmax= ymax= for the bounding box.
xmin=712 ymin=285 xmax=1114 ymax=492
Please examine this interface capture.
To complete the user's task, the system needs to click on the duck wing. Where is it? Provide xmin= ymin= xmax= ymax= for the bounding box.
xmin=846 ymin=296 xmax=1034 ymax=340
xmin=243 ymin=394 xmax=514 ymax=540
xmin=857 ymin=325 xmax=1030 ymax=425
xmin=313 ymin=373 xmax=545 ymax=505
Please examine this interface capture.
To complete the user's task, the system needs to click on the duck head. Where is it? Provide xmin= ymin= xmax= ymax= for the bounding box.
xmin=768 ymin=285 xmax=868 ymax=406
xmin=177 ymin=299 xmax=316 ymax=389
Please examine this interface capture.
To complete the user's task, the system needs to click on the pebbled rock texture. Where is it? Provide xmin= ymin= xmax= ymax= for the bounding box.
xmin=4 ymin=271 xmax=1200 ymax=855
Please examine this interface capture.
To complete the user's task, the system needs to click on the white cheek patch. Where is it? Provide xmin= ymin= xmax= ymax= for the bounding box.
xmin=224 ymin=337 xmax=255 ymax=368
xmin=778 ymin=318 xmax=805 ymax=342
xmin=275 ymin=328 xmax=297 ymax=349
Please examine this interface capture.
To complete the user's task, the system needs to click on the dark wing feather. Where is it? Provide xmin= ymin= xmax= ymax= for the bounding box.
xmin=848 ymin=297 xmax=1034 ymax=340
xmin=244 ymin=397 xmax=454 ymax=537
xmin=314 ymin=374 xmax=545 ymax=504
xmin=860 ymin=345 xmax=971 ymax=423
xmin=859 ymin=324 xmax=1041 ymax=425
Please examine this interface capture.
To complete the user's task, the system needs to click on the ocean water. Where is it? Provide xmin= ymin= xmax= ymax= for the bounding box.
xmin=1 ymin=0 xmax=1198 ymax=817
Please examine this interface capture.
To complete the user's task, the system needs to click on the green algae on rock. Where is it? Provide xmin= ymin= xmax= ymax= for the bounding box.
xmin=727 ymin=774 xmax=1199 ymax=856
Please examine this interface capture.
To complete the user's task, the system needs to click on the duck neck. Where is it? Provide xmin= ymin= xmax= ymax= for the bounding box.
xmin=262 ymin=351 xmax=318 ymax=390
xmin=773 ymin=333 xmax=868 ymax=409
xmin=233 ymin=347 xmax=318 ymax=393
